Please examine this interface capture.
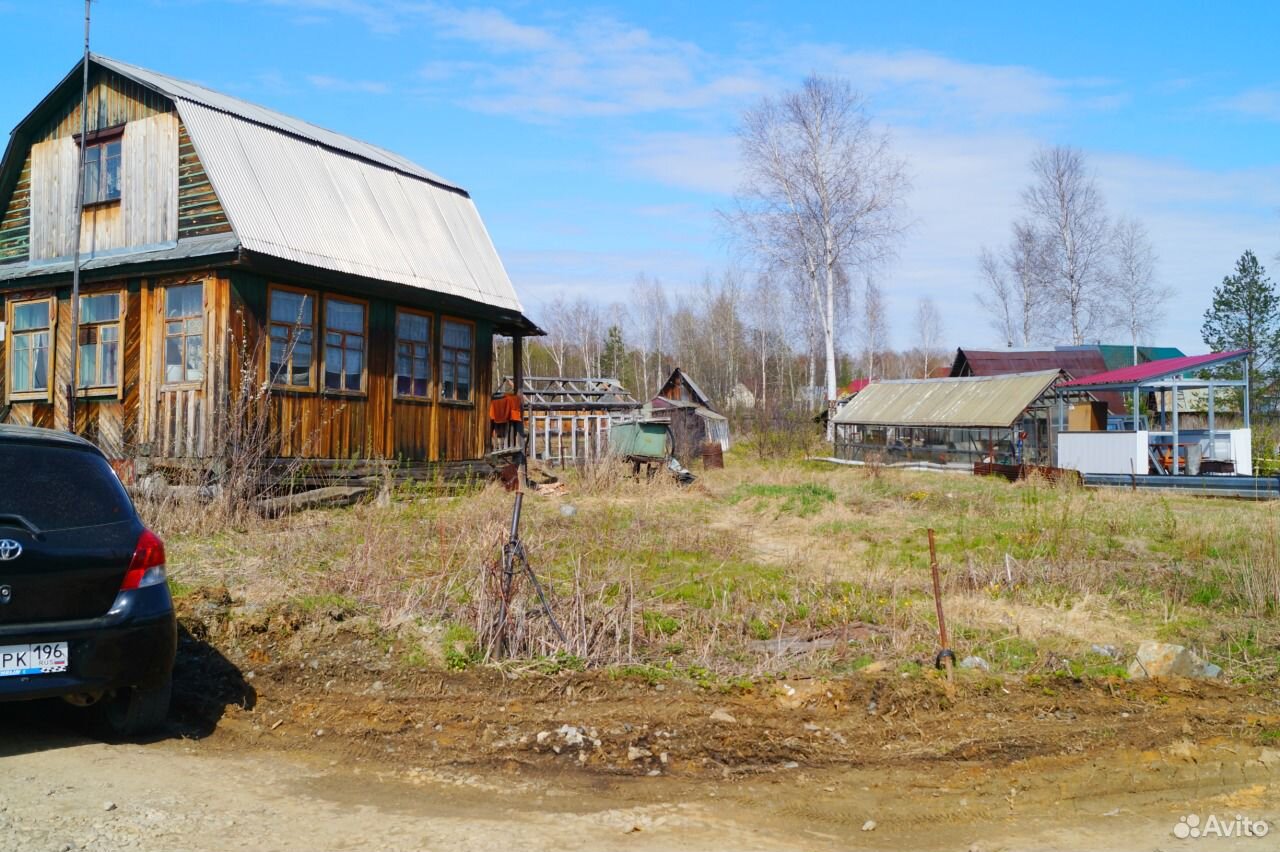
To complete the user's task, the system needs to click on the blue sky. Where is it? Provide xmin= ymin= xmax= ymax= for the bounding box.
xmin=2 ymin=1 xmax=1279 ymax=352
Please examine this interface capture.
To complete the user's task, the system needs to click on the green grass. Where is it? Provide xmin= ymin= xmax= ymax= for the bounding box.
xmin=730 ymin=482 xmax=837 ymax=517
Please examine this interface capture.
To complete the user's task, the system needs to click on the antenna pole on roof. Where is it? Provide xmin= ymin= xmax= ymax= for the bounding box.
xmin=67 ymin=0 xmax=91 ymax=433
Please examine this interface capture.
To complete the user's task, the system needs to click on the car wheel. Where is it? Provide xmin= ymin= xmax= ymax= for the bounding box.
xmin=92 ymin=675 xmax=172 ymax=739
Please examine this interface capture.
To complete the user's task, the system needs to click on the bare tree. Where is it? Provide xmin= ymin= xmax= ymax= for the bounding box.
xmin=1022 ymin=146 xmax=1112 ymax=344
xmin=914 ymin=296 xmax=944 ymax=376
xmin=632 ymin=275 xmax=669 ymax=397
xmin=729 ymin=75 xmax=909 ymax=408
xmin=859 ymin=275 xmax=889 ymax=379
xmin=1110 ymin=217 xmax=1169 ymax=364
xmin=542 ymin=293 xmax=571 ymax=377
xmin=977 ymin=220 xmax=1048 ymax=347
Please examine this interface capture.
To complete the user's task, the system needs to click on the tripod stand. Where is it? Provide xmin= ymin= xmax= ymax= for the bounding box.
xmin=495 ymin=492 xmax=568 ymax=654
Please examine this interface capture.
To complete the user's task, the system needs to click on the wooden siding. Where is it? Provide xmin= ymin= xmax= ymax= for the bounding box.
xmin=177 ymin=122 xmax=231 ymax=239
xmin=28 ymin=112 xmax=179 ymax=260
xmin=1 ymin=270 xmax=495 ymax=463
xmin=0 ymin=152 xmax=31 ymax=263
xmin=34 ymin=69 xmax=171 ymax=143
xmin=0 ymin=282 xmax=137 ymax=455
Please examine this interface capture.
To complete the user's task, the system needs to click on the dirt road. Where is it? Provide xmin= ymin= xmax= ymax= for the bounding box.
xmin=3 ymin=691 xmax=1278 ymax=852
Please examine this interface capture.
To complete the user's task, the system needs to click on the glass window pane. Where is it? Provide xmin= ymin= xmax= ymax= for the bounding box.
xmin=185 ymin=335 xmax=204 ymax=381
xmin=32 ymin=343 xmax=47 ymax=391
xmin=396 ymin=312 xmax=429 ymax=343
xmin=185 ymin=317 xmax=202 ymax=334
xmin=102 ymin=340 xmax=119 ymax=386
xmin=269 ymin=337 xmax=287 ymax=376
xmin=80 ymin=293 xmax=120 ymax=324
xmin=344 ymin=349 xmax=362 ymax=390
xmin=12 ymin=346 xmax=30 ymax=392
xmin=13 ymin=302 xmax=48 ymax=332
xmin=396 ymin=352 xmax=411 ymax=378
xmin=396 ymin=375 xmax=411 ymax=395
xmin=79 ymin=345 xmax=97 ymax=388
xmin=103 ymin=147 xmax=121 ymax=200
xmin=326 ymin=300 xmax=363 ymax=333
xmin=413 ymin=377 xmax=428 ymax=397
xmin=166 ymin=320 xmax=182 ymax=336
xmin=83 ymin=148 xmax=100 ymax=204
xmin=101 ymin=325 xmax=119 ymax=343
xmin=164 ymin=337 xmax=182 ymax=382
xmin=165 ymin=284 xmax=202 ymax=319
xmin=270 ymin=290 xmax=311 ymax=325
xmin=325 ymin=346 xmax=342 ymax=389
xmin=413 ymin=354 xmax=429 ymax=381
xmin=442 ymin=320 xmax=471 ymax=349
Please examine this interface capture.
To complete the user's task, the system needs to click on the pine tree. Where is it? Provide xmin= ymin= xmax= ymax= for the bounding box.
xmin=1201 ymin=250 xmax=1280 ymax=413
xmin=601 ymin=325 xmax=627 ymax=380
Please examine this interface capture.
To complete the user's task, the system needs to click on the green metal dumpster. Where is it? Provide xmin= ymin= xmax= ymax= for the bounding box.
xmin=610 ymin=422 xmax=672 ymax=461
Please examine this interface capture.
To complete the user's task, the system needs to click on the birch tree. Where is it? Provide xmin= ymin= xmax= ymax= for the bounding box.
xmin=729 ymin=75 xmax=908 ymax=410
xmin=914 ymin=296 xmax=944 ymax=376
xmin=1110 ymin=217 xmax=1168 ymax=364
xmin=977 ymin=220 xmax=1048 ymax=347
xmin=1022 ymin=146 xmax=1112 ymax=344
xmin=859 ymin=276 xmax=889 ymax=380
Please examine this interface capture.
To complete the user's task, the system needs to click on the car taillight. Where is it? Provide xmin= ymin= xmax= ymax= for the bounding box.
xmin=121 ymin=529 xmax=167 ymax=591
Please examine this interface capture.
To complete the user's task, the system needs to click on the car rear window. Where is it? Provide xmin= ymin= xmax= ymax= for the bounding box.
xmin=0 ymin=443 xmax=133 ymax=531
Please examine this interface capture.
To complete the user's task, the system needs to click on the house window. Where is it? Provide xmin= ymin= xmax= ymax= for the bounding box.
xmin=8 ymin=298 xmax=53 ymax=397
xmin=163 ymin=284 xmax=204 ymax=384
xmin=78 ymin=292 xmax=121 ymax=390
xmin=394 ymin=310 xmax=432 ymax=399
xmin=323 ymin=298 xmax=365 ymax=393
xmin=440 ymin=318 xmax=473 ymax=402
xmin=268 ymin=287 xmax=315 ymax=389
xmin=83 ymin=138 xmax=122 ymax=205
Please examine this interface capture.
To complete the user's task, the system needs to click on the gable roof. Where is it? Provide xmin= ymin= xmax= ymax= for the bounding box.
xmin=1062 ymin=344 xmax=1186 ymax=373
xmin=832 ymin=371 xmax=1062 ymax=429
xmin=1060 ymin=350 xmax=1251 ymax=389
xmin=949 ymin=347 xmax=1123 ymax=412
xmin=658 ymin=367 xmax=714 ymax=409
xmin=950 ymin=347 xmax=1108 ymax=378
xmin=0 ymin=55 xmax=532 ymax=328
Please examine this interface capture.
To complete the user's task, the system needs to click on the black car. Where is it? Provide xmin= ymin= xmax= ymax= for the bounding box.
xmin=0 ymin=424 xmax=176 ymax=737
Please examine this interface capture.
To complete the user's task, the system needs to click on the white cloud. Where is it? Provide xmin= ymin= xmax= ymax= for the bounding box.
xmin=1216 ymin=85 xmax=1280 ymax=121
xmin=306 ymin=74 xmax=389 ymax=94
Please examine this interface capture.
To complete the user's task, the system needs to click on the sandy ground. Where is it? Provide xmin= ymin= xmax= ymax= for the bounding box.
xmin=1 ymin=705 xmax=1277 ymax=852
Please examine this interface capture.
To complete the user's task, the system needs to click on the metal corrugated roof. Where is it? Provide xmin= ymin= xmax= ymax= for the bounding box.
xmin=832 ymin=370 xmax=1062 ymax=428
xmin=94 ymin=55 xmax=460 ymax=190
xmin=0 ymin=233 xmax=239 ymax=282
xmin=88 ymin=55 xmax=524 ymax=316
xmin=1061 ymin=350 xmax=1251 ymax=388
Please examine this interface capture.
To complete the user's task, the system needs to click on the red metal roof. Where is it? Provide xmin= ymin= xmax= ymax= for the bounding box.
xmin=951 ymin=348 xmax=1123 ymax=412
xmin=951 ymin=348 xmax=1109 ymax=378
xmin=1061 ymin=349 xmax=1251 ymax=387
xmin=842 ymin=378 xmax=871 ymax=395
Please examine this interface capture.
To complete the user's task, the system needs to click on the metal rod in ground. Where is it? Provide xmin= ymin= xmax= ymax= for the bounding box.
xmin=928 ymin=528 xmax=954 ymax=682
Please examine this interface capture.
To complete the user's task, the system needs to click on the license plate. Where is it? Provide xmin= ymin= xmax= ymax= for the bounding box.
xmin=0 ymin=642 xmax=68 ymax=676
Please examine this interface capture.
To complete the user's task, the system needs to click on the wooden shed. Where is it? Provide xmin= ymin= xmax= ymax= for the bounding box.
xmin=0 ymin=55 xmax=539 ymax=475
xmin=654 ymin=367 xmax=730 ymax=451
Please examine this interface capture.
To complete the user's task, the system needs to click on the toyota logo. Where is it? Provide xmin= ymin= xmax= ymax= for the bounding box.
xmin=0 ymin=540 xmax=21 ymax=561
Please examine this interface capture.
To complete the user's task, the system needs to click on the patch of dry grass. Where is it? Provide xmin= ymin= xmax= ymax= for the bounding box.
xmin=151 ymin=452 xmax=1280 ymax=681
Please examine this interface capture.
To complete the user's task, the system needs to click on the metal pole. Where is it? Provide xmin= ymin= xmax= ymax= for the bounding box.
xmin=1244 ymin=357 xmax=1252 ymax=429
xmin=67 ymin=0 xmax=91 ymax=433
xmin=1207 ymin=381 xmax=1215 ymax=459
xmin=1171 ymin=381 xmax=1180 ymax=475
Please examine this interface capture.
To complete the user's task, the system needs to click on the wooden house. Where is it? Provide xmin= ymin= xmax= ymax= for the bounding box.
xmin=650 ymin=367 xmax=730 ymax=457
xmin=0 ymin=55 xmax=538 ymax=473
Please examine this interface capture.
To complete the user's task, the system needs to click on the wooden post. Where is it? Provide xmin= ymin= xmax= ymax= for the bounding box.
xmin=928 ymin=528 xmax=954 ymax=686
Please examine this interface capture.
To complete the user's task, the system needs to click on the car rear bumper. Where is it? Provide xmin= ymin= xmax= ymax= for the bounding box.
xmin=0 ymin=583 xmax=176 ymax=702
